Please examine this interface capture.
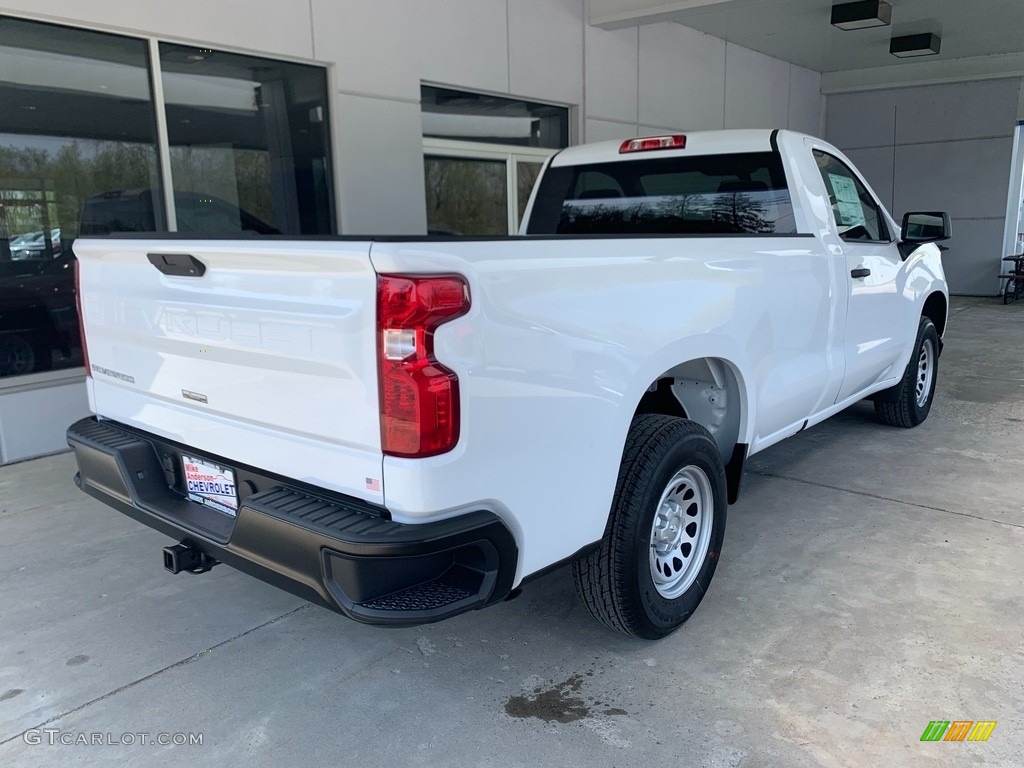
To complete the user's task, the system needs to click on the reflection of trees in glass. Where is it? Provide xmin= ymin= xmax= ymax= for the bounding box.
xmin=710 ymin=192 xmax=774 ymax=234
xmin=425 ymin=156 xmax=507 ymax=236
xmin=557 ymin=191 xmax=783 ymax=235
xmin=235 ymin=151 xmax=274 ymax=227
xmin=0 ymin=140 xmax=157 ymax=238
xmin=170 ymin=146 xmax=274 ymax=228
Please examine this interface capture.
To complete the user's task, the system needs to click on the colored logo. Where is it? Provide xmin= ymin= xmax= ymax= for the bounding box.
xmin=920 ymin=721 xmax=996 ymax=742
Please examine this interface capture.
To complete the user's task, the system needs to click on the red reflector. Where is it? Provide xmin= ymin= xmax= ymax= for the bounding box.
xmin=377 ymin=274 xmax=469 ymax=458
xmin=74 ymin=256 xmax=91 ymax=377
xmin=619 ymin=135 xmax=687 ymax=154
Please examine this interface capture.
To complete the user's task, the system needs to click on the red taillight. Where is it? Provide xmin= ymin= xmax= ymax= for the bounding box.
xmin=74 ymin=257 xmax=91 ymax=377
xmin=619 ymin=134 xmax=687 ymax=154
xmin=377 ymin=274 xmax=470 ymax=458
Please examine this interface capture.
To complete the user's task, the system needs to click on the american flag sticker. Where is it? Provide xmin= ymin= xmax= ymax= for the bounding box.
xmin=365 ymin=477 xmax=381 ymax=491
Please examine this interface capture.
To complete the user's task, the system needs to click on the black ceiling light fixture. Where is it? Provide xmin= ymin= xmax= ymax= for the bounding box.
xmin=890 ymin=32 xmax=942 ymax=57
xmin=830 ymin=0 xmax=892 ymax=30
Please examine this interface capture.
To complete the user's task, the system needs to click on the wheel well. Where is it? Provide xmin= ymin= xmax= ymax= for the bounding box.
xmin=633 ymin=358 xmax=742 ymax=461
xmin=635 ymin=378 xmax=687 ymax=419
xmin=922 ymin=292 xmax=947 ymax=336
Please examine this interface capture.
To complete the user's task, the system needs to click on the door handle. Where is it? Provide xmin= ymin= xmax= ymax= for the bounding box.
xmin=147 ymin=253 xmax=207 ymax=277
xmin=850 ymin=267 xmax=871 ymax=279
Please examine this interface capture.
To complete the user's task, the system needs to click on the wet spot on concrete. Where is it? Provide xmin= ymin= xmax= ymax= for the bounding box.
xmin=0 ymin=688 xmax=24 ymax=701
xmin=505 ymin=672 xmax=629 ymax=724
xmin=66 ymin=655 xmax=89 ymax=666
xmin=505 ymin=674 xmax=589 ymax=723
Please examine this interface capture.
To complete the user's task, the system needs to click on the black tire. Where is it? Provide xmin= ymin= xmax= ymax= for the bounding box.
xmin=572 ymin=415 xmax=727 ymax=639
xmin=0 ymin=333 xmax=37 ymax=377
xmin=873 ymin=316 xmax=939 ymax=428
xmin=30 ymin=335 xmax=53 ymax=373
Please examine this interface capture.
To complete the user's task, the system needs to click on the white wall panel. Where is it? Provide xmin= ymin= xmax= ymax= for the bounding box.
xmin=586 ymin=118 xmax=637 ymax=143
xmin=938 ymin=219 xmax=1006 ymax=297
xmin=417 ymin=0 xmax=510 ymax=95
xmin=0 ymin=381 xmax=89 ymax=464
xmin=894 ymin=139 xmax=1015 ymax=221
xmin=825 ymin=92 xmax=897 ymax=150
xmin=584 ymin=24 xmax=639 ymax=123
xmin=638 ymin=124 xmax=685 ymax=135
xmin=509 ymin=0 xmax=583 ymax=106
xmin=638 ymin=23 xmax=725 ymax=131
xmin=333 ymin=94 xmax=427 ymax=235
xmin=894 ymin=79 xmax=1021 ymax=145
xmin=788 ymin=64 xmax=823 ymax=137
xmin=312 ymin=0 xmax=422 ymax=100
xmin=724 ymin=43 xmax=789 ymax=130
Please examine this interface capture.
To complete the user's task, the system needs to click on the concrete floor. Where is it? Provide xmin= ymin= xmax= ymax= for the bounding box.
xmin=1 ymin=297 xmax=1022 ymax=767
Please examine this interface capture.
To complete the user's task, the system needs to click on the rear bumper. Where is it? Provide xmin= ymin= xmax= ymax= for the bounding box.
xmin=66 ymin=417 xmax=517 ymax=626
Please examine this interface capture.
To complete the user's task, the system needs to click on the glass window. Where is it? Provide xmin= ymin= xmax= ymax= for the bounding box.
xmin=424 ymin=156 xmax=508 ymax=236
xmin=421 ymin=85 xmax=568 ymax=149
xmin=421 ymin=86 xmax=565 ymax=236
xmin=813 ymin=150 xmax=889 ymax=242
xmin=516 ymin=160 xmax=544 ymax=229
xmin=159 ymin=44 xmax=334 ymax=235
xmin=526 ymin=152 xmax=797 ymax=236
xmin=0 ymin=16 xmax=162 ymax=378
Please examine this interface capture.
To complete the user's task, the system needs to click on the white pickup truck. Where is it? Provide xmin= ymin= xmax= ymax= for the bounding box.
xmin=67 ymin=129 xmax=950 ymax=638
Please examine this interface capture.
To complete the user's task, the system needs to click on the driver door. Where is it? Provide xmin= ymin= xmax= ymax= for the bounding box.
xmin=812 ymin=150 xmax=905 ymax=403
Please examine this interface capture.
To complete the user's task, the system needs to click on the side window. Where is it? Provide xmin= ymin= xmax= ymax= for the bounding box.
xmin=813 ymin=150 xmax=889 ymax=243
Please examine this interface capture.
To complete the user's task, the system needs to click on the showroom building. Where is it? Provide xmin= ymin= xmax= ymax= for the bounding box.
xmin=0 ymin=0 xmax=1023 ymax=464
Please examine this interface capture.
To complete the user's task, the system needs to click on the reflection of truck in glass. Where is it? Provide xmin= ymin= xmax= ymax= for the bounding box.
xmin=69 ymin=130 xmax=951 ymax=638
xmin=0 ymin=251 xmax=78 ymax=376
xmin=79 ymin=189 xmax=279 ymax=235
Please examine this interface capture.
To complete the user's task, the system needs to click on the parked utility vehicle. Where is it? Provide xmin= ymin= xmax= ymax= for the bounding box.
xmin=67 ymin=130 xmax=950 ymax=638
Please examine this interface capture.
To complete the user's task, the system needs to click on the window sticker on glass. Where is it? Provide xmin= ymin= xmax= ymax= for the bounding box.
xmin=828 ymin=173 xmax=865 ymax=227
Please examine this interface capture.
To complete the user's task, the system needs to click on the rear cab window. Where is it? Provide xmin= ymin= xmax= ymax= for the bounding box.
xmin=526 ymin=152 xmax=797 ymax=236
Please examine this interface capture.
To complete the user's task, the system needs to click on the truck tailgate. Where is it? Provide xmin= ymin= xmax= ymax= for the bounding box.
xmin=73 ymin=239 xmax=383 ymax=502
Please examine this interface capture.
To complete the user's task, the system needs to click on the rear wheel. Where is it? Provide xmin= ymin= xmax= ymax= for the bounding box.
xmin=572 ymin=415 xmax=727 ymax=639
xmin=0 ymin=334 xmax=37 ymax=377
xmin=874 ymin=316 xmax=939 ymax=428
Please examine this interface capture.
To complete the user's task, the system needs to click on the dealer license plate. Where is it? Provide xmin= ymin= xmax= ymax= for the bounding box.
xmin=182 ymin=455 xmax=239 ymax=517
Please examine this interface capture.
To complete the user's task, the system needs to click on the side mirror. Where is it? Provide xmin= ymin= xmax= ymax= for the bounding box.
xmin=899 ymin=212 xmax=951 ymax=258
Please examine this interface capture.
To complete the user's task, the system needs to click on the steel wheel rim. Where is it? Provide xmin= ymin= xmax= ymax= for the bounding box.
xmin=915 ymin=337 xmax=935 ymax=408
xmin=649 ymin=465 xmax=714 ymax=599
xmin=0 ymin=336 xmax=34 ymax=377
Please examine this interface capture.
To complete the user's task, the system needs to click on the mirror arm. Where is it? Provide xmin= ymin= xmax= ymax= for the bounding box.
xmin=898 ymin=237 xmax=949 ymax=260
